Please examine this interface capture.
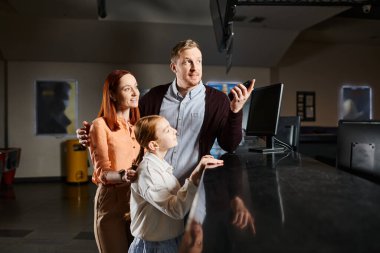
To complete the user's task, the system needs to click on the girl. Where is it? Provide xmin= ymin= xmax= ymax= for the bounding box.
xmin=89 ymin=70 xmax=140 ymax=253
xmin=129 ymin=115 xmax=224 ymax=253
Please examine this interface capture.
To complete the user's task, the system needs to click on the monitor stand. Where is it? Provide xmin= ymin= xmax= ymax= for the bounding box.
xmin=249 ymin=136 xmax=285 ymax=154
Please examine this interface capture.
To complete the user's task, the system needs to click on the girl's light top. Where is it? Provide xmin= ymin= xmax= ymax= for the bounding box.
xmin=130 ymin=152 xmax=197 ymax=241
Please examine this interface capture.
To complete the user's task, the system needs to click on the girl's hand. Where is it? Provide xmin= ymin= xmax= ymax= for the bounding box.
xmin=190 ymin=155 xmax=224 ymax=186
xmin=199 ymin=155 xmax=224 ymax=170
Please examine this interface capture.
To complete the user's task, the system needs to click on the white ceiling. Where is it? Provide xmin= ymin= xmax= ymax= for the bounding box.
xmin=0 ymin=0 xmax=379 ymax=67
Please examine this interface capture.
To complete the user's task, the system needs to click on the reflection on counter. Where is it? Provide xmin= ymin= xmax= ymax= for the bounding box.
xmin=180 ymin=153 xmax=257 ymax=253
xmin=180 ymin=146 xmax=380 ymax=252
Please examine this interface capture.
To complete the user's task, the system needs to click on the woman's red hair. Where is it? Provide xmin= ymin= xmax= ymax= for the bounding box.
xmin=97 ymin=70 xmax=140 ymax=131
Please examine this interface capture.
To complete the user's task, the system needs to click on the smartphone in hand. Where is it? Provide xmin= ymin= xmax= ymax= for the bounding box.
xmin=228 ymin=80 xmax=252 ymax=101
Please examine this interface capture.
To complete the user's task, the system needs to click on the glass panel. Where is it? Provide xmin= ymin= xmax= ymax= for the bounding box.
xmin=340 ymin=85 xmax=372 ymax=121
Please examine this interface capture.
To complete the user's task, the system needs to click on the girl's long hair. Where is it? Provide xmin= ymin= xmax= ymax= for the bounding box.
xmin=98 ymin=70 xmax=140 ymax=131
xmin=132 ymin=115 xmax=162 ymax=169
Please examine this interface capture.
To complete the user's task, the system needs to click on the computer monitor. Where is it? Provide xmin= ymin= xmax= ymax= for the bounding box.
xmin=246 ymin=83 xmax=284 ymax=153
xmin=276 ymin=116 xmax=301 ymax=152
xmin=337 ymin=120 xmax=380 ymax=182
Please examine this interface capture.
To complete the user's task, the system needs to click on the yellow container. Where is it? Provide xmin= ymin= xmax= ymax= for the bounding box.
xmin=65 ymin=139 xmax=88 ymax=183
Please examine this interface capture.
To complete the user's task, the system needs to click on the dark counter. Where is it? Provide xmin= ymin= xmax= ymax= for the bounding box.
xmin=179 ymin=146 xmax=380 ymax=253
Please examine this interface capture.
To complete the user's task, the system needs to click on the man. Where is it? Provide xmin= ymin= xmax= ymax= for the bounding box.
xmin=139 ymin=40 xmax=255 ymax=236
xmin=139 ymin=39 xmax=254 ymax=182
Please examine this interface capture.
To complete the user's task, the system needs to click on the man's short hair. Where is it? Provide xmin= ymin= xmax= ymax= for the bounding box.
xmin=170 ymin=39 xmax=201 ymax=63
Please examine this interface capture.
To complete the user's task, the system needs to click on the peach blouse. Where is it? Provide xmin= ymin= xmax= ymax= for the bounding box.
xmin=90 ymin=117 xmax=140 ymax=185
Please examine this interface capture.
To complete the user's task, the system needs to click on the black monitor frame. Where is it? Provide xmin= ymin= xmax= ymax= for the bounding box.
xmin=246 ymin=83 xmax=284 ymax=153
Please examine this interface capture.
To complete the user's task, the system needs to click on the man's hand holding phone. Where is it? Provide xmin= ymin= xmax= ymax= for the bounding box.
xmin=229 ymin=79 xmax=255 ymax=113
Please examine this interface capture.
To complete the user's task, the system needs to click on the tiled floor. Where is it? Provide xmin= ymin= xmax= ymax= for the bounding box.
xmin=0 ymin=181 xmax=98 ymax=253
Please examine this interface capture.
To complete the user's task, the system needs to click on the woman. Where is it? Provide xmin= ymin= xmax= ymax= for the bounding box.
xmin=89 ymin=70 xmax=140 ymax=253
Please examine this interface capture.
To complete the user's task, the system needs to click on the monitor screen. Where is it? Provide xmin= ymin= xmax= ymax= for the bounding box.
xmin=246 ymin=83 xmax=284 ymax=153
xmin=337 ymin=120 xmax=380 ymax=182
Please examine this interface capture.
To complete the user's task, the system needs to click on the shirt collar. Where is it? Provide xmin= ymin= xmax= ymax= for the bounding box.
xmin=170 ymin=78 xmax=204 ymax=100
xmin=117 ymin=116 xmax=132 ymax=129
xmin=144 ymin=152 xmax=173 ymax=173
